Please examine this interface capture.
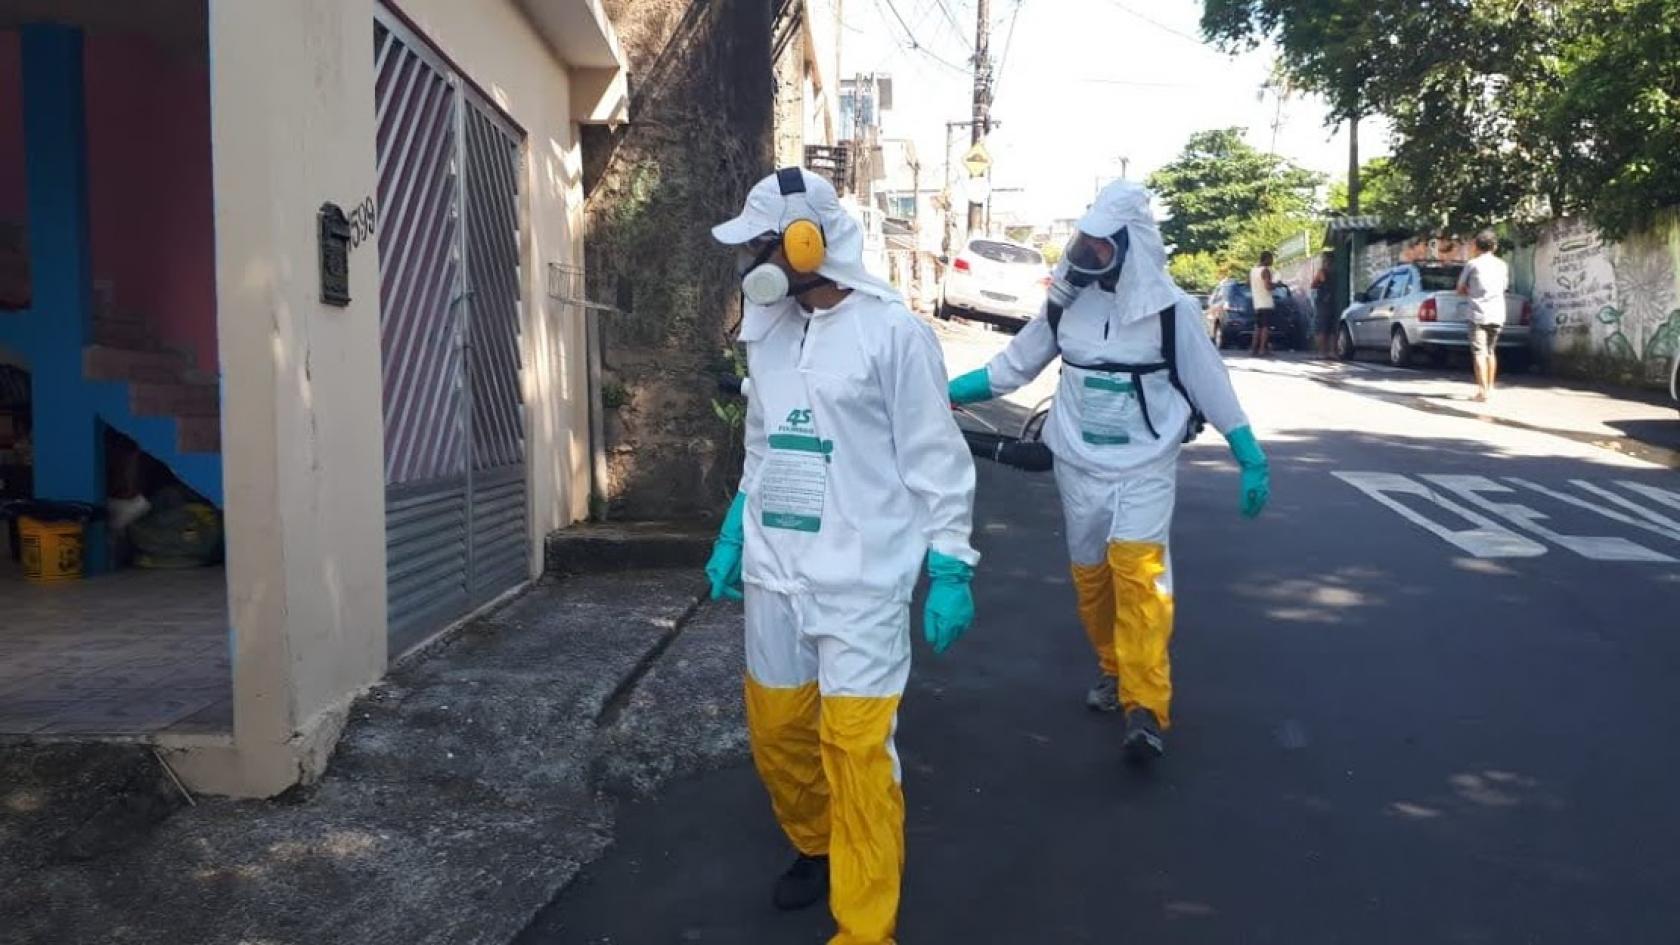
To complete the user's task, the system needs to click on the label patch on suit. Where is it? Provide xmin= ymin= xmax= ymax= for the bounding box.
xmin=1080 ymin=376 xmax=1138 ymax=445
xmin=762 ymin=409 xmax=833 ymax=532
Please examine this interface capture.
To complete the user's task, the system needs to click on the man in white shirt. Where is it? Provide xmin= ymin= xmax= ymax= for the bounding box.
xmin=1249 ymin=251 xmax=1276 ymax=356
xmin=1457 ymin=229 xmax=1510 ymax=401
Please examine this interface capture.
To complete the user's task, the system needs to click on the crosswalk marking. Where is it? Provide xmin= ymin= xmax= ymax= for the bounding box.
xmin=1332 ymin=472 xmax=1547 ymax=559
xmin=1334 ymin=472 xmax=1680 ymax=562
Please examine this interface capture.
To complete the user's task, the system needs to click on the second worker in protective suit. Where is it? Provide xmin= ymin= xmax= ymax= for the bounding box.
xmin=949 ymin=180 xmax=1270 ymax=763
xmin=705 ymin=167 xmax=980 ymax=945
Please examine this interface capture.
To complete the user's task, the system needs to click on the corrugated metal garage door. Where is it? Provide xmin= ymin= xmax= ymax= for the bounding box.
xmin=374 ymin=10 xmax=527 ymax=659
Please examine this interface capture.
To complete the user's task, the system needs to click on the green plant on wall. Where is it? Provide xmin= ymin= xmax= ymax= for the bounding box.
xmin=1598 ymin=306 xmax=1636 ymax=361
xmin=709 ymin=346 xmax=748 ymax=500
xmin=1644 ymin=311 xmax=1680 ymax=360
xmin=600 ymin=380 xmax=630 ymax=410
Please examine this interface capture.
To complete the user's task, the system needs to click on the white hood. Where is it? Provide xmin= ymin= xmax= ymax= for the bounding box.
xmin=1075 ymin=180 xmax=1182 ymax=325
xmin=712 ymin=168 xmax=902 ymax=342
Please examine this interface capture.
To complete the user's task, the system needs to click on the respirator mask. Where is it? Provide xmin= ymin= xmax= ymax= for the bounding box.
xmin=738 ymin=168 xmax=829 ymax=306
xmin=1047 ymin=227 xmax=1131 ymax=310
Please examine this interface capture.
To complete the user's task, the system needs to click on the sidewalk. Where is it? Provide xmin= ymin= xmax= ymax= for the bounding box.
xmin=1229 ymin=354 xmax=1680 ymax=467
xmin=1 ymin=570 xmax=750 ymax=945
xmin=929 ymin=315 xmax=1678 ymax=467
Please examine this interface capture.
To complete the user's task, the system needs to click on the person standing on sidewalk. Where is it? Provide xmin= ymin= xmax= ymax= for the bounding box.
xmin=1311 ymin=248 xmax=1339 ymax=358
xmin=1250 ymin=251 xmax=1278 ymax=356
xmin=1458 ymin=229 xmax=1510 ymax=401
xmin=704 ymin=167 xmax=980 ymax=945
xmin=948 ymin=181 xmax=1270 ymax=764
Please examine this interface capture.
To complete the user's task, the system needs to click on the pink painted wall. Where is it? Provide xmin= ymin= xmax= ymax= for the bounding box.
xmin=0 ymin=32 xmax=23 ymax=226
xmin=84 ymin=32 xmax=217 ymax=371
xmin=0 ymin=29 xmax=217 ymax=371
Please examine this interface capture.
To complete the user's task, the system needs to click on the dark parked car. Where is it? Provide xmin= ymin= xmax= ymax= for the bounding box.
xmin=1205 ymin=279 xmax=1309 ymax=350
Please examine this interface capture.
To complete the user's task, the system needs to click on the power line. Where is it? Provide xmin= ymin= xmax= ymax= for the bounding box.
xmin=931 ymin=0 xmax=973 ymax=52
xmin=991 ymin=0 xmax=1024 ymax=101
xmin=875 ymin=0 xmax=971 ymax=74
xmin=1099 ymin=0 xmax=1224 ymax=56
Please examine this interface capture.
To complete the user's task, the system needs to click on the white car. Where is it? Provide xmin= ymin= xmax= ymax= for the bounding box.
xmin=937 ymin=237 xmax=1049 ymax=330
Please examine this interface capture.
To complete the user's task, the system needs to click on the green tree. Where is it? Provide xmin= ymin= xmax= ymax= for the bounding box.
xmin=1169 ymin=252 xmax=1223 ymax=295
xmin=1219 ymin=212 xmax=1319 ymax=277
xmin=1544 ymin=0 xmax=1680 ymax=237
xmin=1148 ymin=128 xmax=1323 ymax=258
xmin=1201 ymin=0 xmax=1390 ymax=211
xmin=1200 ymin=1 xmax=1680 ymax=237
xmin=1328 ymin=157 xmax=1413 ymax=224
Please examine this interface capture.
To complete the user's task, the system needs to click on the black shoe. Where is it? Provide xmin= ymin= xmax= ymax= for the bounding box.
xmin=1123 ymin=708 xmax=1165 ymax=765
xmin=772 ymin=854 xmax=829 ymax=911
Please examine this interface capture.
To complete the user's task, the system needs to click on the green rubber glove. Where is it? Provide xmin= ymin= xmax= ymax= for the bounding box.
xmin=1224 ymin=425 xmax=1270 ymax=519
xmin=948 ymin=367 xmax=995 ymax=406
xmin=705 ymin=492 xmax=746 ymax=601
xmin=923 ymin=551 xmax=976 ymax=654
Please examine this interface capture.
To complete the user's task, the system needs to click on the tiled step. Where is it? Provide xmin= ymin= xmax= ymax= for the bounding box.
xmin=176 ymin=415 xmax=220 ymax=454
xmin=83 ymin=345 xmax=187 ymax=385
xmin=129 ymin=382 xmax=219 ymax=418
xmin=90 ymin=318 xmax=158 ymax=351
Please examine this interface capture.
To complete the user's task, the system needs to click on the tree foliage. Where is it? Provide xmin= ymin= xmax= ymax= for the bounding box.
xmin=1542 ymin=0 xmax=1680 ymax=237
xmin=1202 ymin=0 xmax=1680 ymax=238
xmin=1147 ymin=128 xmax=1323 ymax=259
xmin=1328 ymin=157 xmax=1413 ymax=224
xmin=1169 ymin=252 xmax=1223 ymax=295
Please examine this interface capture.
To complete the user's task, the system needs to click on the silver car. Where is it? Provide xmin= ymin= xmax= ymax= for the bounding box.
xmin=1338 ymin=262 xmax=1533 ymax=369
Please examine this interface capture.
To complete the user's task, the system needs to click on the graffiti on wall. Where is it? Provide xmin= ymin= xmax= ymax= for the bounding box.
xmin=1532 ymin=217 xmax=1680 ymax=379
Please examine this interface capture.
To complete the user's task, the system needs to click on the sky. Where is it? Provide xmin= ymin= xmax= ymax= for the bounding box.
xmin=838 ymin=0 xmax=1390 ymax=225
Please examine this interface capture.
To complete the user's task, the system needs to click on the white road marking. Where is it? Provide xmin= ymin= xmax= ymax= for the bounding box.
xmin=1332 ymin=472 xmax=1547 ymax=559
xmin=1562 ymin=480 xmax=1680 ymax=539
xmin=1426 ymin=475 xmax=1675 ymax=563
xmin=1616 ymin=481 xmax=1680 ymax=514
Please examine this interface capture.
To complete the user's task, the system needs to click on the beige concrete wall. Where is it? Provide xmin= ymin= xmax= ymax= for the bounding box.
xmin=397 ymin=0 xmax=593 ymax=558
xmin=198 ymin=0 xmax=388 ymax=794
xmin=184 ymin=0 xmax=597 ymax=795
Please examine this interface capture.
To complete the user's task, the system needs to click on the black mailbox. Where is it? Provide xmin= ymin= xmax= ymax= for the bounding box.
xmin=318 ymin=202 xmax=351 ymax=307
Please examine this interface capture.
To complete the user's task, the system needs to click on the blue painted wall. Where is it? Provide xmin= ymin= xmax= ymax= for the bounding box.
xmin=0 ymin=25 xmax=221 ymax=507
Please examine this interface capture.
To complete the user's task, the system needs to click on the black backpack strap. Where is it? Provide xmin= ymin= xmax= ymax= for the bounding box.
xmin=1159 ymin=302 xmax=1207 ymax=442
xmin=1046 ymin=303 xmax=1063 ymax=347
xmin=1160 ymin=304 xmax=1191 ymax=403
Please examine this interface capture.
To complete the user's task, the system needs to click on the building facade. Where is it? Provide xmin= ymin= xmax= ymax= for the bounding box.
xmin=0 ymin=0 xmax=625 ymax=796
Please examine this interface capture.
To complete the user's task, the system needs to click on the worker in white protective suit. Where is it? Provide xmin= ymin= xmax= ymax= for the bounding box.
xmin=949 ymin=180 xmax=1270 ymax=763
xmin=704 ymin=167 xmax=980 ymax=945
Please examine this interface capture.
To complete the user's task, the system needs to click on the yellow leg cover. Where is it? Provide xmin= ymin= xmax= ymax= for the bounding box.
xmin=744 ymin=677 xmax=830 ymax=856
xmin=1069 ymin=562 xmax=1119 ymax=677
xmin=820 ymin=694 xmax=905 ymax=945
xmin=1106 ymin=541 xmax=1176 ymax=728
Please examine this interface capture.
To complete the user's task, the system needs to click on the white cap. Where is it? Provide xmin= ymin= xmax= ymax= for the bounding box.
xmin=711 ymin=167 xmax=838 ymax=245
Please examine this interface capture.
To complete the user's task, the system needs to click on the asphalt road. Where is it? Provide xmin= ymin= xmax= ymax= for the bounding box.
xmin=522 ymin=336 xmax=1680 ymax=944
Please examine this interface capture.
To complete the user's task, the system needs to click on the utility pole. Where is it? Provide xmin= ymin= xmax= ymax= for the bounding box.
xmin=967 ymin=0 xmax=992 ymax=234
xmin=1347 ymin=111 xmax=1361 ymax=216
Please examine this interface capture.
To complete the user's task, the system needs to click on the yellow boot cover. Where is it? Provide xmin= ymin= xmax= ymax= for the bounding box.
xmin=744 ymin=676 xmax=830 ymax=856
xmin=1069 ymin=562 xmax=1119 ymax=677
xmin=1106 ymin=541 xmax=1176 ymax=727
xmin=820 ymin=694 xmax=905 ymax=945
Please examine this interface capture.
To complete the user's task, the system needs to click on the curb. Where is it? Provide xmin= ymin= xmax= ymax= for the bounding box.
xmin=1403 ymin=395 xmax=1680 ymax=470
xmin=1279 ymin=361 xmax=1680 ymax=469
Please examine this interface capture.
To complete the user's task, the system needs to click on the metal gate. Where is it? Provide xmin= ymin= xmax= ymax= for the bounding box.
xmin=375 ymin=12 xmax=528 ymax=659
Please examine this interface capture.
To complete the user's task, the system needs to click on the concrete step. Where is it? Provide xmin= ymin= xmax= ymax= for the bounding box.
xmin=130 ymin=382 xmax=219 ymax=418
xmin=176 ymin=415 xmax=221 ymax=454
xmin=83 ymin=345 xmax=187 ymax=385
xmin=91 ymin=318 xmax=158 ymax=351
xmin=544 ymin=521 xmax=716 ymax=574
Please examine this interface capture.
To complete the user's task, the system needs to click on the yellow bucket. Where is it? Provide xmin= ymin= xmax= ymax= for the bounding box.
xmin=19 ymin=516 xmax=84 ymax=584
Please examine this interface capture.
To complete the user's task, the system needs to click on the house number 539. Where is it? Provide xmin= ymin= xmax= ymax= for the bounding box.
xmin=349 ymin=196 xmax=378 ymax=249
